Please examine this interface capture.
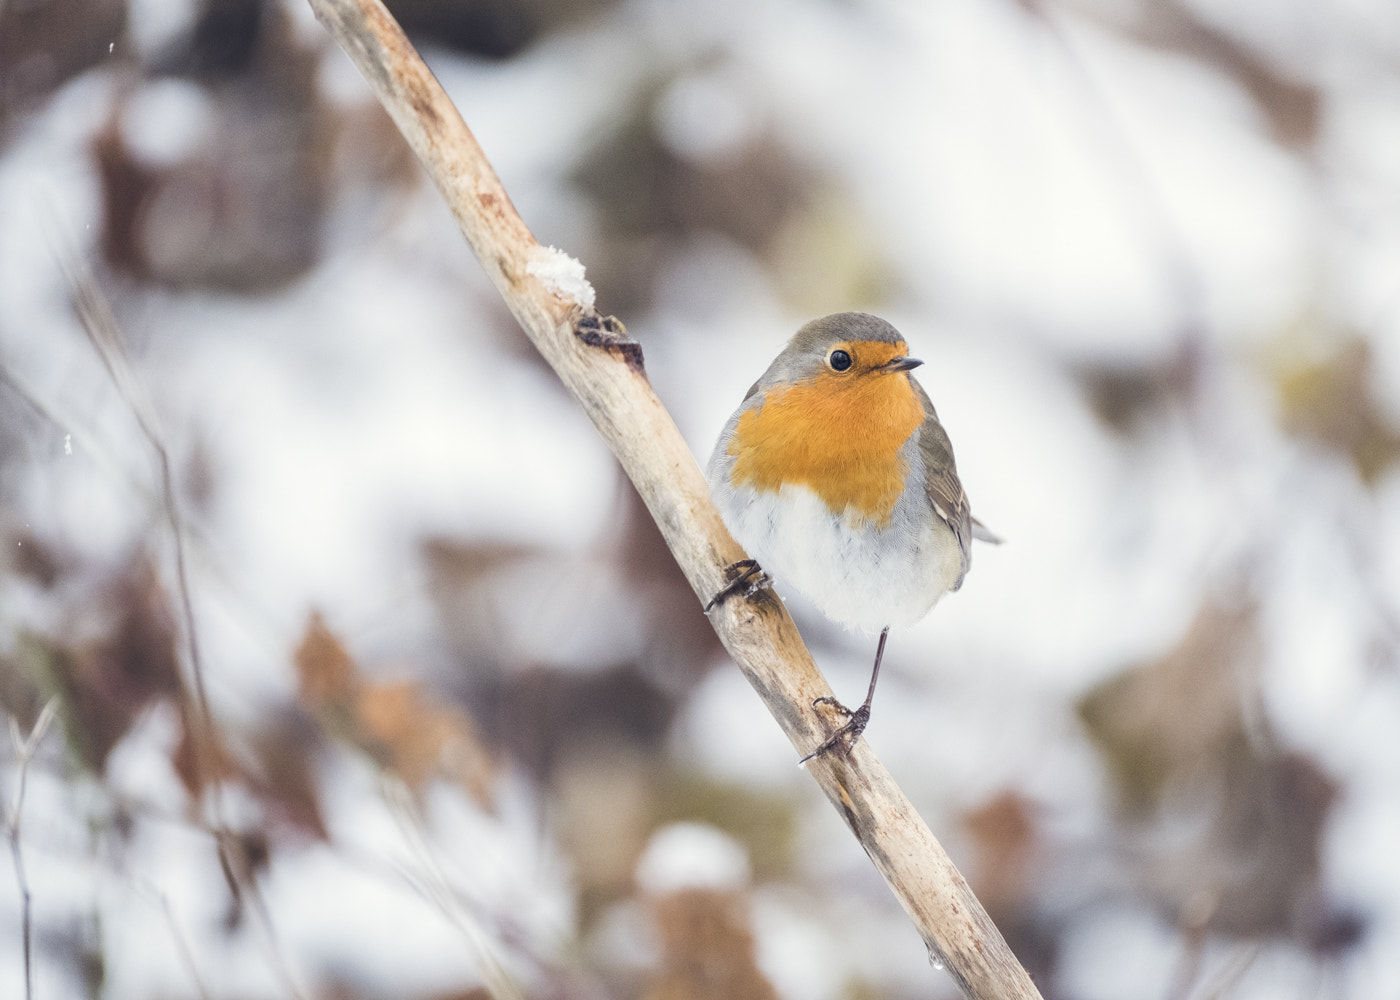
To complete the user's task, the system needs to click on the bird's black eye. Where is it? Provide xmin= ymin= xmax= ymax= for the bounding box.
xmin=829 ymin=349 xmax=852 ymax=372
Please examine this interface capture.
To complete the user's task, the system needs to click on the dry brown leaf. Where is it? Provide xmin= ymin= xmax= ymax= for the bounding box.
xmin=171 ymin=710 xmax=237 ymax=798
xmin=292 ymin=614 xmax=495 ymax=806
xmin=294 ymin=611 xmax=356 ymax=708
xmin=355 ymin=680 xmax=450 ymax=789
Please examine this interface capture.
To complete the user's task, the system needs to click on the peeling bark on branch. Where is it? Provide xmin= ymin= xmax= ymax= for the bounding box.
xmin=305 ymin=1 xmax=1044 ymax=996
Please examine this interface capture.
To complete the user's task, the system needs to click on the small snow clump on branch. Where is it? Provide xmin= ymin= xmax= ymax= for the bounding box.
xmin=527 ymin=245 xmax=597 ymax=309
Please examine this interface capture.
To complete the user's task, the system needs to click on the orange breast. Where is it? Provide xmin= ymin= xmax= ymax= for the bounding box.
xmin=728 ymin=361 xmax=925 ymax=528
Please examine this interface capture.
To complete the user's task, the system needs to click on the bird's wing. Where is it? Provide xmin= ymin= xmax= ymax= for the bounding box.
xmin=912 ymin=380 xmax=973 ymax=589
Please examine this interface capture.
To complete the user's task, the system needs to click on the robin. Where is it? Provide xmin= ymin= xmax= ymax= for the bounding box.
xmin=705 ymin=312 xmax=997 ymax=762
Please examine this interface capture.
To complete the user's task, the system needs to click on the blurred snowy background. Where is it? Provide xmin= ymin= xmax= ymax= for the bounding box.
xmin=2 ymin=0 xmax=1400 ymax=997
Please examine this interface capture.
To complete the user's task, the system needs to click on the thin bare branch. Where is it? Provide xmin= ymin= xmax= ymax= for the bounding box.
xmin=0 ymin=358 xmax=155 ymax=508
xmin=383 ymin=780 xmax=527 ymax=1000
xmin=6 ymin=697 xmax=59 ymax=1000
xmin=305 ymin=0 xmax=1043 ymax=996
xmin=130 ymin=881 xmax=214 ymax=1000
xmin=58 ymin=255 xmax=228 ymax=834
xmin=213 ymin=830 xmax=311 ymax=1000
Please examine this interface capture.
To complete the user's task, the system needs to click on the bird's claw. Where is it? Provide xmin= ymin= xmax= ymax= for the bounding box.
xmin=811 ymin=695 xmax=854 ymax=718
xmin=704 ymin=559 xmax=771 ymax=612
xmin=799 ymin=699 xmax=871 ymax=764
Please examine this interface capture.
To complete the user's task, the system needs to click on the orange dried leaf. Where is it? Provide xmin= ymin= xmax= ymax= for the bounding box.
xmin=354 ymin=680 xmax=495 ymax=804
xmin=355 ymin=680 xmax=443 ymax=788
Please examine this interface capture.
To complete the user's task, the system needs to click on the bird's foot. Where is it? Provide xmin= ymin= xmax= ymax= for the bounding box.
xmin=799 ymin=697 xmax=871 ymax=764
xmin=704 ymin=559 xmax=771 ymax=612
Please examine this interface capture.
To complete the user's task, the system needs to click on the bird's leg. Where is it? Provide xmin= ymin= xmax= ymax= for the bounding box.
xmin=704 ymin=559 xmax=772 ymax=612
xmin=800 ymin=626 xmax=889 ymax=764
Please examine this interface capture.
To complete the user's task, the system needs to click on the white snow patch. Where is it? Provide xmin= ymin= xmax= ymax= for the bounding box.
xmin=527 ymin=244 xmax=596 ymax=308
xmin=636 ymin=822 xmax=751 ymax=894
xmin=120 ymin=79 xmax=213 ymax=166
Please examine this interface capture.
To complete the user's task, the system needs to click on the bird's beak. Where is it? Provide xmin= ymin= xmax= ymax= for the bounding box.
xmin=881 ymin=356 xmax=923 ymax=372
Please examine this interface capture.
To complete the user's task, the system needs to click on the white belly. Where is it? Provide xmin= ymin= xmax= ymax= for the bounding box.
xmin=711 ymin=479 xmax=962 ymax=632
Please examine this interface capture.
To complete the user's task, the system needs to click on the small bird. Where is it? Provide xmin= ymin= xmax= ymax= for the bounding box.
xmin=706 ymin=312 xmax=995 ymax=761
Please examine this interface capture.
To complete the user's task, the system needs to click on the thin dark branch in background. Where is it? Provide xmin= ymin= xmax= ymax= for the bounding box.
xmin=5 ymin=698 xmax=58 ymax=1000
xmin=212 ymin=829 xmax=311 ymax=1000
xmin=154 ymin=890 xmax=215 ymax=1000
xmin=0 ymin=358 xmax=153 ymax=505
xmin=61 ymin=257 xmax=219 ymax=787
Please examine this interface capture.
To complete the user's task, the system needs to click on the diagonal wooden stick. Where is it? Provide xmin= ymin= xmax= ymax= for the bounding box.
xmin=305 ymin=2 xmax=1043 ymax=997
